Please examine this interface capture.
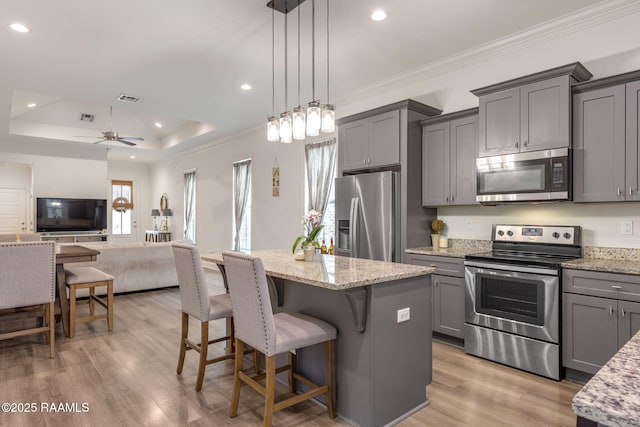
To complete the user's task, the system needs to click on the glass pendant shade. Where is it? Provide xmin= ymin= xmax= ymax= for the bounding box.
xmin=306 ymin=101 xmax=321 ymax=136
xmin=279 ymin=111 xmax=293 ymax=143
xmin=292 ymin=106 xmax=306 ymax=140
xmin=267 ymin=115 xmax=280 ymax=142
xmin=321 ymin=104 xmax=336 ymax=133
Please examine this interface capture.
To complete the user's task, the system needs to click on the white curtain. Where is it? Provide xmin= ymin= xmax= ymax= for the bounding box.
xmin=233 ymin=159 xmax=252 ymax=251
xmin=305 ymin=139 xmax=337 ymax=216
xmin=184 ymin=170 xmax=196 ymax=242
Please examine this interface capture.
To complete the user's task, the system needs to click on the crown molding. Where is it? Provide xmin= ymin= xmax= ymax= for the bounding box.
xmin=337 ymin=0 xmax=640 ymax=106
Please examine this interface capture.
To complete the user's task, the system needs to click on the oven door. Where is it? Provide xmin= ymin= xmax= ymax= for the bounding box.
xmin=464 ymin=260 xmax=560 ymax=343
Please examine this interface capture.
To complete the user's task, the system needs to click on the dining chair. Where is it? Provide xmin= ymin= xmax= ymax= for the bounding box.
xmin=0 ymin=241 xmax=56 ymax=358
xmin=172 ymin=243 xmax=256 ymax=392
xmin=222 ymin=250 xmax=337 ymax=426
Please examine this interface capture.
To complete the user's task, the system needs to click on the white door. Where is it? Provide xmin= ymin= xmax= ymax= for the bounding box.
xmin=0 ymin=188 xmax=28 ymax=232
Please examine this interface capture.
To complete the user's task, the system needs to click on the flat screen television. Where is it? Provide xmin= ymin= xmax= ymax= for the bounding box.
xmin=36 ymin=197 xmax=108 ymax=233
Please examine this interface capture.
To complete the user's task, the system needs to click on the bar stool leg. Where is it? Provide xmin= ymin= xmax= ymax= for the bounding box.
xmin=107 ymin=280 xmax=114 ymax=332
xmin=89 ymin=287 xmax=95 ymax=315
xmin=195 ymin=321 xmax=209 ymax=392
xmin=69 ymin=284 xmax=76 ymax=338
xmin=177 ymin=312 xmax=188 ymax=374
xmin=263 ymin=355 xmax=276 ymax=427
xmin=229 ymin=338 xmax=243 ymax=417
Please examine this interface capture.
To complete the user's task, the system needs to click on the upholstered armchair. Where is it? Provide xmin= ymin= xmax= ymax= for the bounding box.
xmin=0 ymin=241 xmax=56 ymax=358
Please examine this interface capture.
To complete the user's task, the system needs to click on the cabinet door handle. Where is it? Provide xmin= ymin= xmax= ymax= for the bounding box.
xmin=451 ymin=195 xmax=455 ymax=202
xmin=515 ymin=142 xmax=519 ymax=148
xmin=367 ymin=158 xmax=371 ymax=164
xmin=445 ymin=196 xmax=449 ymax=202
xmin=612 ymin=285 xmax=623 ymax=290
xmin=617 ymin=188 xmax=622 ymax=196
xmin=621 ymin=307 xmax=626 ymax=317
xmin=434 ymin=280 xmax=439 ymax=287
xmin=630 ymin=187 xmax=634 ymax=196
xmin=363 ymin=159 xmax=367 ymax=165
xmin=430 ymin=264 xmax=436 ymax=267
xmin=609 ymin=306 xmax=613 ymax=316
xmin=523 ymin=140 xmax=528 ymax=147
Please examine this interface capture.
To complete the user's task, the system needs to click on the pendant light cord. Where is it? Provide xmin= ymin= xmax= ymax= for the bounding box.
xmin=271 ymin=6 xmax=275 ymax=115
xmin=311 ymin=0 xmax=316 ymax=101
xmin=297 ymin=1 xmax=301 ymax=106
xmin=284 ymin=11 xmax=288 ymax=110
xmin=326 ymin=0 xmax=330 ymax=104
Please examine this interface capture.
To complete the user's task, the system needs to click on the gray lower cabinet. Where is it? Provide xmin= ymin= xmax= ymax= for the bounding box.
xmin=573 ymin=75 xmax=640 ymax=202
xmin=338 ymin=110 xmax=400 ymax=171
xmin=407 ymin=254 xmax=464 ymax=339
xmin=563 ymin=268 xmax=640 ymax=374
xmin=421 ymin=110 xmax=478 ymax=206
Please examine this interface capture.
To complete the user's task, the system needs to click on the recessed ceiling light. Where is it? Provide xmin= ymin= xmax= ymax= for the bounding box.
xmin=240 ymin=84 xmax=252 ymax=91
xmin=27 ymin=103 xmax=36 ymax=108
xmin=10 ymin=23 xmax=30 ymax=33
xmin=370 ymin=10 xmax=388 ymax=21
xmin=155 ymin=122 xmax=162 ymax=128
xmin=129 ymin=155 xmax=136 ymax=159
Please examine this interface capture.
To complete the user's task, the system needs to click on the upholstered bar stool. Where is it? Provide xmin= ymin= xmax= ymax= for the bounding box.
xmin=172 ymin=243 xmax=256 ymax=392
xmin=64 ymin=267 xmax=114 ymax=338
xmin=222 ymin=250 xmax=337 ymax=426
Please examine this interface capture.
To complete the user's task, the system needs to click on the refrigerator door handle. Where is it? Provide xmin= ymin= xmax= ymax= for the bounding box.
xmin=350 ymin=197 xmax=359 ymax=258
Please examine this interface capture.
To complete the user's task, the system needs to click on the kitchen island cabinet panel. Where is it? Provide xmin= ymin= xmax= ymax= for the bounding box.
xmin=432 ymin=274 xmax=465 ymax=338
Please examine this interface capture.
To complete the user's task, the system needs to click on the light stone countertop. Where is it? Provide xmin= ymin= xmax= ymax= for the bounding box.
xmin=573 ymin=330 xmax=640 ymax=427
xmin=561 ymin=258 xmax=640 ymax=275
xmin=202 ymin=249 xmax=434 ymax=290
xmin=405 ymin=247 xmax=488 ymax=259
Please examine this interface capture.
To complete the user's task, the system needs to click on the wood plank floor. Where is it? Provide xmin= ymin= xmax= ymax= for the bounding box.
xmin=0 ymin=271 xmax=583 ymax=426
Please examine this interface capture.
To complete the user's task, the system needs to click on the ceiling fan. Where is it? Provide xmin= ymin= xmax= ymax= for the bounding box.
xmin=75 ymin=106 xmax=144 ymax=146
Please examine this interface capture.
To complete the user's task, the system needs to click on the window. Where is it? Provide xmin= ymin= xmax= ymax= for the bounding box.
xmin=184 ymin=170 xmax=196 ymax=242
xmin=232 ymin=159 xmax=252 ymax=252
xmin=111 ymin=180 xmax=133 ymax=235
xmin=304 ymin=139 xmax=337 ymax=244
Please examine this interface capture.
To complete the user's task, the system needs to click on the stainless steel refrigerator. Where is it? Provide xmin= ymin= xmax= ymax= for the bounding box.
xmin=335 ymin=171 xmax=401 ymax=262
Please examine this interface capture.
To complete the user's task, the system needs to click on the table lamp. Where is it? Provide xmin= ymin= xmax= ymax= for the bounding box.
xmin=161 ymin=209 xmax=173 ymax=231
xmin=151 ymin=209 xmax=161 ymax=230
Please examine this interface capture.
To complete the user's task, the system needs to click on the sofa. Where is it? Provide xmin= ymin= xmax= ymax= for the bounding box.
xmin=66 ymin=240 xmax=193 ymax=295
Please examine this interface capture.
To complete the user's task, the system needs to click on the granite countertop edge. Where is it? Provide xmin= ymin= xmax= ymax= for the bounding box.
xmin=561 ymin=258 xmax=640 ymax=276
xmin=405 ymin=247 xmax=487 ymax=259
xmin=572 ymin=330 xmax=640 ymax=426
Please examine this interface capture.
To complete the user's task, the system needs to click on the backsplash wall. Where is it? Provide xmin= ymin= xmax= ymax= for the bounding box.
xmin=437 ymin=203 xmax=640 ymax=248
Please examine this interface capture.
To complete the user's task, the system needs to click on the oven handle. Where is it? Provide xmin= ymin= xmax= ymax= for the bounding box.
xmin=464 ymin=260 xmax=559 ymax=276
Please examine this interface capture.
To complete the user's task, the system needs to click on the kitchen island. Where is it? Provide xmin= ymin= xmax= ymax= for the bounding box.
xmin=202 ymin=249 xmax=435 ymax=427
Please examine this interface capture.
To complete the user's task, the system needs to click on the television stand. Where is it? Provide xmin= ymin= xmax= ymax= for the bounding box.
xmin=40 ymin=231 xmax=109 ymax=244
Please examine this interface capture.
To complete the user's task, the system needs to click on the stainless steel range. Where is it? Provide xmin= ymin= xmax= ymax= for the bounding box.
xmin=464 ymin=224 xmax=582 ymax=380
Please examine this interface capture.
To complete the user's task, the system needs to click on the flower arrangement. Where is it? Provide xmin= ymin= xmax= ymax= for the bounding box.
xmin=431 ymin=219 xmax=444 ymax=234
xmin=292 ymin=209 xmax=324 ymax=253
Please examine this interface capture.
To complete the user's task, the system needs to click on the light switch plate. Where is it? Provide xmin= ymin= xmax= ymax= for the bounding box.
xmin=622 ymin=220 xmax=633 ymax=235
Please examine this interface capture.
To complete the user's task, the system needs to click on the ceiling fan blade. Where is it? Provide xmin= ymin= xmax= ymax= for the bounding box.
xmin=93 ymin=139 xmax=108 ymax=144
xmin=116 ymin=139 xmax=137 ymax=146
xmin=74 ymin=135 xmax=103 ymax=139
xmin=118 ymin=137 xmax=144 ymax=141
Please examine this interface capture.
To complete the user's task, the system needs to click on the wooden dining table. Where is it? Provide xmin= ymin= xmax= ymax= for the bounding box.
xmin=55 ymin=245 xmax=100 ymax=337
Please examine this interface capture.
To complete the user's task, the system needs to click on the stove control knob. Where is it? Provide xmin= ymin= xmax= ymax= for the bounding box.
xmin=506 ymin=230 xmax=513 ymax=237
xmin=552 ymin=232 xmax=560 ymax=239
xmin=497 ymin=230 xmax=504 ymax=236
xmin=563 ymin=232 xmax=572 ymax=239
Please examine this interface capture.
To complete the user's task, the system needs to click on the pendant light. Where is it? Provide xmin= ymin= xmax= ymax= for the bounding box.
xmin=306 ymin=0 xmax=321 ymax=136
xmin=266 ymin=5 xmax=280 ymax=141
xmin=279 ymin=10 xmax=293 ymax=143
xmin=292 ymin=1 xmax=306 ymax=140
xmin=321 ymin=0 xmax=335 ymax=133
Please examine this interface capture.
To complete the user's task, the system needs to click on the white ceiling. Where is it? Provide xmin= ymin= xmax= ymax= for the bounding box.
xmin=0 ymin=0 xmax=607 ymax=161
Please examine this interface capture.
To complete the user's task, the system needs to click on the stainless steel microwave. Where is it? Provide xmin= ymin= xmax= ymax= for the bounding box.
xmin=476 ymin=148 xmax=571 ymax=203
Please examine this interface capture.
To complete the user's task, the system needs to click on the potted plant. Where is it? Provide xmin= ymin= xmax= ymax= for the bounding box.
xmin=431 ymin=219 xmax=444 ymax=249
xmin=292 ymin=210 xmax=324 ymax=260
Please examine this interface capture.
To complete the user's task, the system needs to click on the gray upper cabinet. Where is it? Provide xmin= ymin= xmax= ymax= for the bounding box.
xmin=472 ymin=63 xmax=592 ymax=157
xmin=338 ymin=110 xmax=400 ymax=171
xmin=626 ymin=80 xmax=640 ymax=201
xmin=421 ymin=109 xmax=478 ymax=207
xmin=572 ymin=70 xmax=640 ymax=202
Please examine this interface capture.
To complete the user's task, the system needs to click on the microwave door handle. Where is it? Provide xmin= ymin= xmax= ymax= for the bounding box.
xmin=349 ymin=197 xmax=359 ymax=258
